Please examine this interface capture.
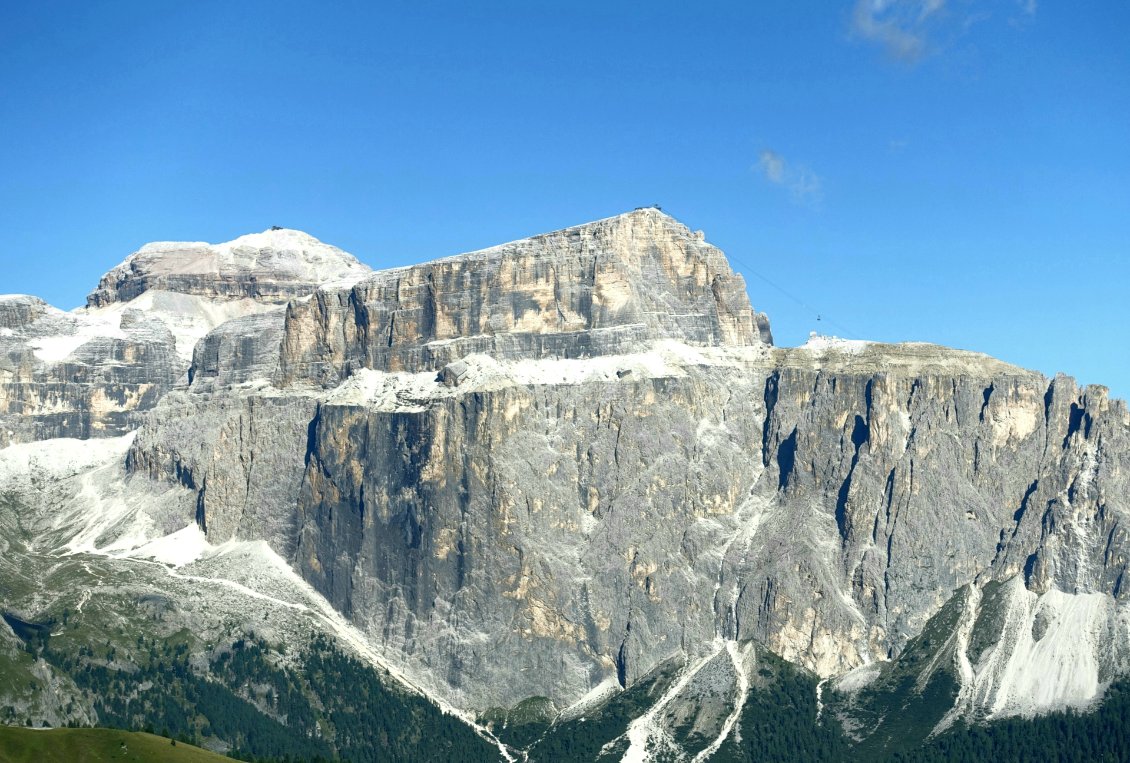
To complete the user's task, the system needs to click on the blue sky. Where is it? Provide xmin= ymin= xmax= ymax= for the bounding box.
xmin=2 ymin=1 xmax=1127 ymax=396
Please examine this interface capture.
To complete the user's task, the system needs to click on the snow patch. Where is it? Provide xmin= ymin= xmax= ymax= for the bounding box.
xmin=0 ymin=432 xmax=134 ymax=485
xmin=129 ymin=523 xmax=211 ymax=567
xmin=323 ymin=340 xmax=767 ymax=411
xmin=83 ymin=290 xmax=280 ymax=360
xmin=800 ymin=332 xmax=872 ymax=354
xmin=121 ymin=228 xmax=369 ymax=285
xmin=26 ymin=312 xmax=126 ymax=362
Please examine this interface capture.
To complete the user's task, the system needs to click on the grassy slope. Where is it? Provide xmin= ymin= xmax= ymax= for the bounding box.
xmin=0 ymin=726 xmax=233 ymax=763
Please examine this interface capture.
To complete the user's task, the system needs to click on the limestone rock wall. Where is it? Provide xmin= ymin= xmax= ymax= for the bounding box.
xmin=187 ymin=311 xmax=287 ymax=391
xmin=284 ymin=344 xmax=1130 ymax=709
xmin=277 ymin=209 xmax=771 ymax=386
xmin=0 ymin=302 xmax=180 ymax=446
xmin=86 ymin=228 xmax=370 ymax=307
xmin=0 ymin=229 xmax=369 ymax=446
xmin=737 ymin=348 xmax=1130 ymax=675
xmin=293 ymin=368 xmax=764 ymax=708
xmin=33 ymin=211 xmax=1130 ymax=717
xmin=127 ymin=389 xmax=316 ymax=555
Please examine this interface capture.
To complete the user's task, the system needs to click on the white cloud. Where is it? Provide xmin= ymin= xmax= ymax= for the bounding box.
xmin=759 ymin=150 xmax=785 ymax=184
xmin=851 ymin=0 xmax=1037 ymax=60
xmin=850 ymin=0 xmax=947 ymax=61
xmin=756 ymin=150 xmax=823 ymax=207
xmin=790 ymin=167 xmax=824 ymax=204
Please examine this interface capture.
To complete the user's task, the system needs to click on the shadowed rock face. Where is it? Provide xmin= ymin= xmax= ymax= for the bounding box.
xmin=277 ymin=209 xmax=772 ymax=385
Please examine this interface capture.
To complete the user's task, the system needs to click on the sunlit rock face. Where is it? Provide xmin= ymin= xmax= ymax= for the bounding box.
xmin=0 ymin=229 xmax=369 ymax=446
xmin=276 ymin=209 xmax=772 ymax=385
xmin=276 ymin=341 xmax=1130 ymax=712
xmin=0 ymin=296 xmax=179 ymax=446
xmin=85 ymin=228 xmax=371 ymax=307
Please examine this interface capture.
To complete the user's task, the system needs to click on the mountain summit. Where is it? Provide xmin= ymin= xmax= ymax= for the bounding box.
xmin=86 ymin=227 xmax=370 ymax=307
xmin=0 ymin=229 xmax=371 ymax=446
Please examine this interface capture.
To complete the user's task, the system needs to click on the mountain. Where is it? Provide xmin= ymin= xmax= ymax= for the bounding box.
xmin=0 ymin=228 xmax=370 ymax=446
xmin=1 ymin=210 xmax=1128 ymax=761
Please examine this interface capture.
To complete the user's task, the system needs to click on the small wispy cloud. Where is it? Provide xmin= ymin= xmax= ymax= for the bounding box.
xmin=759 ymin=150 xmax=786 ymax=184
xmin=851 ymin=0 xmax=1037 ymax=61
xmin=849 ymin=0 xmax=946 ymax=62
xmin=756 ymin=150 xmax=823 ymax=207
xmin=1010 ymin=0 xmax=1037 ymax=26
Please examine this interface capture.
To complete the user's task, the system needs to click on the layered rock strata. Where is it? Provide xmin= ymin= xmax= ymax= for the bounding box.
xmin=276 ymin=210 xmax=771 ymax=385
xmin=126 ymin=210 xmax=1130 ymax=716
xmin=0 ymin=229 xmax=369 ymax=445
xmin=6 ymin=209 xmax=1129 ymax=723
xmin=86 ymin=228 xmax=370 ymax=307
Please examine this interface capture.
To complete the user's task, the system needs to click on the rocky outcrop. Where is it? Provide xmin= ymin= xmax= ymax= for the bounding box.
xmin=0 ymin=295 xmax=50 ymax=329
xmin=743 ymin=346 xmax=1130 ymax=674
xmin=271 ymin=340 xmax=1127 ymax=711
xmin=187 ymin=310 xmax=287 ymax=391
xmin=86 ymin=228 xmax=370 ymax=307
xmin=0 ymin=230 xmax=369 ymax=445
xmin=290 ymin=356 xmax=765 ymax=707
xmin=0 ymin=298 xmax=179 ymax=446
xmin=126 ymin=388 xmax=316 ymax=552
xmin=277 ymin=209 xmax=771 ymax=386
xmin=121 ymin=212 xmax=1130 ymax=718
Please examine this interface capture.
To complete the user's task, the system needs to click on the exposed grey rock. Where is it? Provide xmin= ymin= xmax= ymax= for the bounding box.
xmin=0 ymin=302 xmax=180 ymax=446
xmin=7 ymin=210 xmax=1130 ymax=729
xmin=127 ymin=389 xmax=316 ymax=552
xmin=269 ymin=339 xmax=1127 ymax=711
xmin=187 ymin=310 xmax=287 ymax=391
xmin=277 ymin=209 xmax=771 ymax=386
xmin=0 ymin=230 xmax=370 ymax=446
xmin=438 ymin=360 xmax=470 ymax=387
xmin=86 ymin=228 xmax=370 ymax=307
xmin=0 ymin=295 xmax=49 ymax=330
xmin=123 ymin=212 xmax=1130 ymax=718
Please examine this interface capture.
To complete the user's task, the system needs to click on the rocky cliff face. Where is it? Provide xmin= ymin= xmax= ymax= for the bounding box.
xmin=0 ymin=297 xmax=179 ymax=446
xmin=119 ymin=210 xmax=1130 ymax=721
xmin=276 ymin=210 xmax=771 ymax=385
xmin=5 ymin=210 xmax=1130 ymax=742
xmin=86 ymin=228 xmax=370 ymax=307
xmin=267 ymin=342 xmax=1128 ymax=712
xmin=0 ymin=229 xmax=369 ymax=446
